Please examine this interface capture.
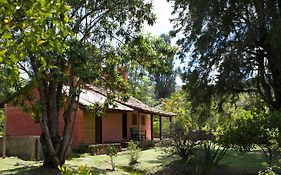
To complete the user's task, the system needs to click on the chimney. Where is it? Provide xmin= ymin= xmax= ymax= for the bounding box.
xmin=118 ymin=66 xmax=128 ymax=82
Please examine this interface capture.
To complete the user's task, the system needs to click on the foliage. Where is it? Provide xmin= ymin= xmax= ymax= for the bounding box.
xmin=106 ymin=146 xmax=118 ymax=171
xmin=59 ymin=165 xmax=92 ymax=175
xmin=170 ymin=0 xmax=281 ymax=111
xmin=127 ymin=141 xmax=141 ymax=166
xmin=193 ymin=141 xmax=227 ymax=175
xmin=162 ymin=90 xmax=193 ymax=127
xmin=138 ymin=140 xmax=155 ymax=150
xmin=160 ymin=121 xmax=199 ymax=160
xmin=0 ymin=0 xmax=156 ymax=167
xmin=128 ymin=71 xmax=157 ymax=106
xmin=126 ymin=34 xmax=177 ymax=105
xmin=218 ymin=109 xmax=281 ymax=166
xmin=258 ymin=167 xmax=278 ymax=175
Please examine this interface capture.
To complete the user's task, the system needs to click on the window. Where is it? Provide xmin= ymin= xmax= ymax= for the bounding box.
xmin=141 ymin=115 xmax=145 ymax=125
xmin=132 ymin=114 xmax=137 ymax=125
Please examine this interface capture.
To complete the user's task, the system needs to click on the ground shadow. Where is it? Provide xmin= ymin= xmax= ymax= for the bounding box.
xmin=0 ymin=165 xmax=109 ymax=175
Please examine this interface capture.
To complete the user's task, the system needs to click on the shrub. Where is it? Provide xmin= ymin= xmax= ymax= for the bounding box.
xmin=106 ymin=145 xmax=118 ymax=170
xmin=128 ymin=141 xmax=141 ymax=165
xmin=59 ymin=165 xmax=92 ymax=175
xmin=258 ymin=167 xmax=277 ymax=175
xmin=193 ymin=141 xmax=227 ymax=175
xmin=139 ymin=140 xmax=155 ymax=150
xmin=160 ymin=121 xmax=200 ymax=160
xmin=219 ymin=110 xmax=280 ymax=166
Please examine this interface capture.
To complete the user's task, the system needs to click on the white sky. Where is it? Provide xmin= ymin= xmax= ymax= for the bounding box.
xmin=143 ymin=0 xmax=184 ymax=86
xmin=143 ymin=0 xmax=174 ymax=36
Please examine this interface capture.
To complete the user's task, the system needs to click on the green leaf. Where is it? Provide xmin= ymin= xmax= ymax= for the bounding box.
xmin=0 ymin=49 xmax=7 ymax=57
xmin=37 ymin=40 xmax=46 ymax=46
xmin=0 ymin=0 xmax=8 ymax=5
xmin=63 ymin=14 xmax=69 ymax=23
xmin=2 ymin=33 xmax=12 ymax=39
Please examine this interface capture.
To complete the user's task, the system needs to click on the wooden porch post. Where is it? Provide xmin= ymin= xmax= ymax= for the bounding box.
xmin=137 ymin=111 xmax=141 ymax=141
xmin=2 ymin=104 xmax=7 ymax=158
xmin=159 ymin=116 xmax=162 ymax=140
xmin=150 ymin=114 xmax=154 ymax=141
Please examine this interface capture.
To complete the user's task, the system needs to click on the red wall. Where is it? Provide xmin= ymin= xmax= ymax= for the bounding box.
xmin=7 ymin=105 xmax=41 ymax=136
xmin=102 ymin=113 xmax=122 ymax=143
xmin=127 ymin=112 xmax=151 ymax=140
xmin=6 ymin=104 xmax=84 ymax=148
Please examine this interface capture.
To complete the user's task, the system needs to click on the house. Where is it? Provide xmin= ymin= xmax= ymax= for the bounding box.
xmin=4 ymin=85 xmax=175 ymax=149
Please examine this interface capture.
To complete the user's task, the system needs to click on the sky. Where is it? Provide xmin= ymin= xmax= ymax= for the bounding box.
xmin=143 ymin=0 xmax=174 ymax=36
xmin=143 ymin=0 xmax=184 ymax=86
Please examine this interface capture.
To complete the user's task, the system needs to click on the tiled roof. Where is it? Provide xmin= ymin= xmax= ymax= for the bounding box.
xmin=79 ymin=88 xmax=134 ymax=112
xmin=86 ymin=85 xmax=176 ymax=117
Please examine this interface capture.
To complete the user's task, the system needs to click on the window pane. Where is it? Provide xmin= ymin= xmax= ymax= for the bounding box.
xmin=141 ymin=115 xmax=145 ymax=125
xmin=132 ymin=114 xmax=137 ymax=125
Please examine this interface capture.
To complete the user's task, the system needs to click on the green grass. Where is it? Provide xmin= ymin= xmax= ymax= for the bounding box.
xmin=218 ymin=150 xmax=281 ymax=174
xmin=0 ymin=148 xmax=280 ymax=175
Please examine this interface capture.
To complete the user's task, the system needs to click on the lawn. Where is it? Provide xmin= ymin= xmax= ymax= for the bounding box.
xmin=0 ymin=148 xmax=280 ymax=175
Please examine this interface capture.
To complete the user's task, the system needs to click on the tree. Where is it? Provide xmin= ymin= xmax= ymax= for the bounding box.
xmin=150 ymin=34 xmax=177 ymax=100
xmin=0 ymin=0 xmax=155 ymax=168
xmin=219 ymin=109 xmax=281 ymax=166
xmin=126 ymin=34 xmax=177 ymax=103
xmin=169 ymin=0 xmax=281 ymax=111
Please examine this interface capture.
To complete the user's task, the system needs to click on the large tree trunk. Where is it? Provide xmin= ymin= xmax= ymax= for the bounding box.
xmin=37 ymin=79 xmax=78 ymax=168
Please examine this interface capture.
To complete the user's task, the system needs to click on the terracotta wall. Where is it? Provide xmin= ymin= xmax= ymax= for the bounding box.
xmin=102 ymin=112 xmax=122 ymax=143
xmin=6 ymin=105 xmax=41 ymax=136
xmin=6 ymin=105 xmax=84 ymax=149
xmin=83 ymin=110 xmax=96 ymax=144
xmin=127 ymin=112 xmax=151 ymax=140
xmin=101 ymin=111 xmax=151 ymax=143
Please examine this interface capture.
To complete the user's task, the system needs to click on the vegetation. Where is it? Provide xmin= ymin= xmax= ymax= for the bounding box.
xmin=1 ymin=148 xmax=280 ymax=175
xmin=1 ymin=0 xmax=281 ymax=174
xmin=106 ymin=145 xmax=118 ymax=171
xmin=170 ymin=0 xmax=281 ymax=114
xmin=127 ymin=34 xmax=178 ymax=105
xmin=193 ymin=141 xmax=227 ymax=175
xmin=59 ymin=165 xmax=92 ymax=175
xmin=128 ymin=141 xmax=141 ymax=166
xmin=219 ymin=109 xmax=281 ymax=166
xmin=160 ymin=121 xmax=197 ymax=160
xmin=0 ymin=0 xmax=157 ymax=168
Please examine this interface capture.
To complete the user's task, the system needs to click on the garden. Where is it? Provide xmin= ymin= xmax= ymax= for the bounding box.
xmin=1 ymin=0 xmax=281 ymax=175
xmin=0 ymin=147 xmax=280 ymax=175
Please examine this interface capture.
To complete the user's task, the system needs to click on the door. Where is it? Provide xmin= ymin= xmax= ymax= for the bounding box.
xmin=122 ymin=113 xmax=127 ymax=138
xmin=95 ymin=117 xmax=102 ymax=144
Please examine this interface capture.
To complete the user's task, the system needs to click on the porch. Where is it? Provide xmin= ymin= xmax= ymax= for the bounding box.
xmin=82 ymin=109 xmax=173 ymax=146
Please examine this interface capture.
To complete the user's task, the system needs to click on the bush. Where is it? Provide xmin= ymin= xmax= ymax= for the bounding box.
xmin=160 ymin=121 xmax=200 ymax=160
xmin=59 ymin=165 xmax=92 ymax=175
xmin=193 ymin=141 xmax=227 ymax=175
xmin=106 ymin=145 xmax=118 ymax=170
xmin=219 ymin=110 xmax=280 ymax=166
xmin=128 ymin=141 xmax=141 ymax=165
xmin=258 ymin=167 xmax=277 ymax=175
xmin=139 ymin=140 xmax=155 ymax=150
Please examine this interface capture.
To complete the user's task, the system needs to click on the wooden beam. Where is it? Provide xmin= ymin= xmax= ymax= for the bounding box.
xmin=137 ymin=111 xmax=141 ymax=141
xmin=159 ymin=116 xmax=162 ymax=140
xmin=150 ymin=114 xmax=154 ymax=141
xmin=2 ymin=104 xmax=7 ymax=158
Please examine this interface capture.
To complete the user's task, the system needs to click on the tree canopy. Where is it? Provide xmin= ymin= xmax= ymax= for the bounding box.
xmin=125 ymin=34 xmax=177 ymax=105
xmin=169 ymin=0 xmax=281 ymax=111
xmin=0 ymin=0 xmax=156 ymax=167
